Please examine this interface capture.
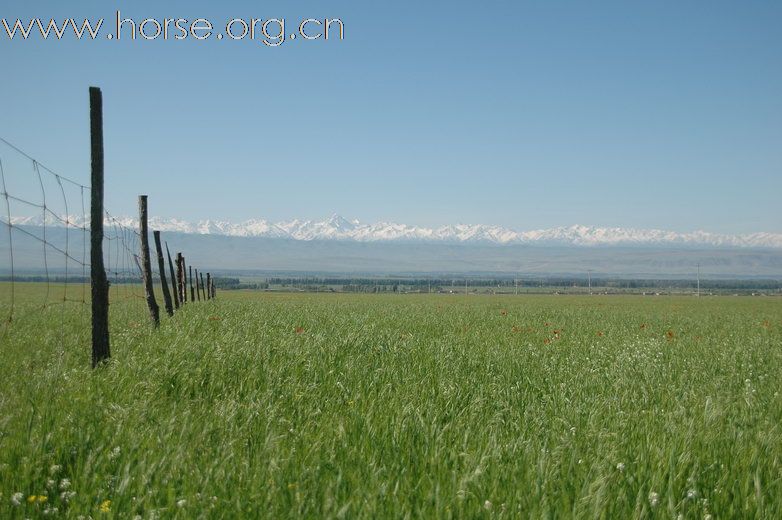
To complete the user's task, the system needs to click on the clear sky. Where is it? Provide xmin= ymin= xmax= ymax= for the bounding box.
xmin=1 ymin=0 xmax=780 ymax=233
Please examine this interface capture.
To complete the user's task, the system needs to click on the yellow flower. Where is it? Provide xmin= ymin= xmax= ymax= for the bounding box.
xmin=27 ymin=495 xmax=37 ymax=504
xmin=37 ymin=495 xmax=48 ymax=503
xmin=287 ymin=483 xmax=297 ymax=490
xmin=99 ymin=499 xmax=111 ymax=513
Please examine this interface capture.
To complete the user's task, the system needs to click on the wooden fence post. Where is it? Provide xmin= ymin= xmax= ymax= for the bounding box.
xmin=195 ymin=268 xmax=201 ymax=301
xmin=200 ymin=272 xmax=206 ymax=301
xmin=206 ymin=272 xmax=211 ymax=300
xmin=176 ymin=254 xmax=181 ymax=302
xmin=89 ymin=86 xmax=110 ymax=367
xmin=153 ymin=231 xmax=174 ymax=316
xmin=189 ymin=265 xmax=195 ymax=302
xmin=166 ymin=242 xmax=179 ymax=310
xmin=138 ymin=195 xmax=159 ymax=327
xmin=176 ymin=253 xmax=184 ymax=305
xmin=181 ymin=255 xmax=188 ymax=303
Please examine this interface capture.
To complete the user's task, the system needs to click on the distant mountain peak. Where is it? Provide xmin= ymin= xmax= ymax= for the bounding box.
xmin=9 ymin=214 xmax=782 ymax=249
xmin=326 ymin=213 xmax=357 ymax=230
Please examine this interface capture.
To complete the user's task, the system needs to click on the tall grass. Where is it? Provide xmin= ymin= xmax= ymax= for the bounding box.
xmin=1 ymin=285 xmax=781 ymax=517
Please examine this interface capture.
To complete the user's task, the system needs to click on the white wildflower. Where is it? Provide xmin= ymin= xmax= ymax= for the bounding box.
xmin=687 ymin=489 xmax=697 ymax=499
xmin=483 ymin=500 xmax=492 ymax=510
xmin=59 ymin=478 xmax=71 ymax=490
xmin=648 ymin=491 xmax=659 ymax=507
xmin=46 ymin=479 xmax=56 ymax=489
xmin=109 ymin=447 xmax=121 ymax=460
xmin=60 ymin=491 xmax=76 ymax=502
xmin=177 ymin=499 xmax=187 ymax=508
xmin=49 ymin=464 xmax=62 ymax=475
xmin=11 ymin=492 xmax=24 ymax=506
xmin=616 ymin=462 xmax=625 ymax=472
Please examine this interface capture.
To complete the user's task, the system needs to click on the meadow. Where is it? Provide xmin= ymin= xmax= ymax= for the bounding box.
xmin=0 ymin=283 xmax=780 ymax=518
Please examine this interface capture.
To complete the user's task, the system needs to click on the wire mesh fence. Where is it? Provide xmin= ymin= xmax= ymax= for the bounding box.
xmin=1 ymin=137 xmax=90 ymax=334
xmin=2 ymin=87 xmax=217 ymax=369
xmin=0 ymin=137 xmax=148 ymax=347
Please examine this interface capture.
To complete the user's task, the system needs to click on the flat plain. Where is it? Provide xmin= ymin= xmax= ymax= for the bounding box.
xmin=1 ymin=284 xmax=780 ymax=518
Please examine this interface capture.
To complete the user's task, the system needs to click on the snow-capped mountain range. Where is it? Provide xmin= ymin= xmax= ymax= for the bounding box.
xmin=9 ymin=214 xmax=782 ymax=249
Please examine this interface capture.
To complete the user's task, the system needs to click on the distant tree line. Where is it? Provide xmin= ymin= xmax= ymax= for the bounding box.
xmin=212 ymin=277 xmax=269 ymax=290
xmin=257 ymin=277 xmax=782 ymax=292
xmin=3 ymin=275 xmax=778 ymax=292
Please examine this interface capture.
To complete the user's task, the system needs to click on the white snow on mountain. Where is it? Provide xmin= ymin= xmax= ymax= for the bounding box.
xmin=9 ymin=214 xmax=782 ymax=248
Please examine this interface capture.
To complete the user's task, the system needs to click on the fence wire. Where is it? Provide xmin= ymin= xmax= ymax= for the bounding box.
xmin=0 ymin=137 xmax=145 ymax=344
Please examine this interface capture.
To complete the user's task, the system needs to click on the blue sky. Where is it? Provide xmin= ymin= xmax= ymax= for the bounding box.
xmin=1 ymin=0 xmax=780 ymax=233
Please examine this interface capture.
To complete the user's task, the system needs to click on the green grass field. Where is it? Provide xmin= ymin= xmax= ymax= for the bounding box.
xmin=1 ymin=283 xmax=781 ymax=518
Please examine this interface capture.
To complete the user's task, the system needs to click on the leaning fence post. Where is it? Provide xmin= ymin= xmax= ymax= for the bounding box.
xmin=89 ymin=86 xmax=110 ymax=367
xmin=166 ymin=242 xmax=179 ymax=310
xmin=200 ymin=272 xmax=206 ymax=301
xmin=138 ymin=195 xmax=160 ymax=327
xmin=206 ymin=272 xmax=211 ymax=300
xmin=153 ymin=231 xmax=174 ymax=316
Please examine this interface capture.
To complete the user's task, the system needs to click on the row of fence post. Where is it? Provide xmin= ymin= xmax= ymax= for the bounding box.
xmin=138 ymin=195 xmax=217 ymax=329
xmin=90 ymin=86 xmax=216 ymax=367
